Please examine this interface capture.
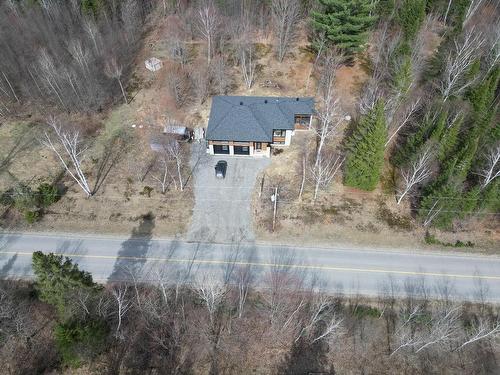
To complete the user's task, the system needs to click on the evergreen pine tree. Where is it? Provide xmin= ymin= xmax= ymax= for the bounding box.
xmin=391 ymin=55 xmax=414 ymax=99
xmin=467 ymin=67 xmax=500 ymax=141
xmin=438 ymin=115 xmax=462 ymax=162
xmin=311 ymin=0 xmax=377 ymax=56
xmin=344 ymin=101 xmax=387 ymax=190
xmin=32 ymin=251 xmax=100 ymax=318
xmin=392 ymin=108 xmax=440 ymax=166
xmin=375 ymin=0 xmax=395 ymax=19
xmin=396 ymin=0 xmax=426 ymax=54
xmin=429 ymin=109 xmax=448 ymax=142
xmin=419 ymin=183 xmax=461 ymax=229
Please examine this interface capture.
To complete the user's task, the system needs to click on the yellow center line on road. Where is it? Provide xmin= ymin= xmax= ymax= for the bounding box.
xmin=2 ymin=251 xmax=500 ymax=280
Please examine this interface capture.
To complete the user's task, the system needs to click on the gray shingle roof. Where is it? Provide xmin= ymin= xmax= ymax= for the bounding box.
xmin=206 ymin=96 xmax=314 ymax=142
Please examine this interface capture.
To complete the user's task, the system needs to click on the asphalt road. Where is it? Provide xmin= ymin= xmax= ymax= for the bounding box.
xmin=187 ymin=144 xmax=270 ymax=243
xmin=1 ymin=232 xmax=500 ymax=303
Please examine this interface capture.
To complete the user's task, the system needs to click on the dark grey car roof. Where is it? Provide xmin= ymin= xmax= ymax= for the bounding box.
xmin=206 ymin=96 xmax=314 ymax=142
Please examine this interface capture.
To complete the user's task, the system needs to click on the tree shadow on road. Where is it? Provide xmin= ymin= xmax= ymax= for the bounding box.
xmin=0 ymin=253 xmax=18 ymax=277
xmin=108 ymin=212 xmax=155 ymax=283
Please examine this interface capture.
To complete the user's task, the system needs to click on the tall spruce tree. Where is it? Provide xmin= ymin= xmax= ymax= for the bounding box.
xmin=344 ymin=101 xmax=387 ymax=190
xmin=32 ymin=251 xmax=100 ymax=318
xmin=396 ymin=0 xmax=426 ymax=47
xmin=311 ymin=0 xmax=376 ymax=56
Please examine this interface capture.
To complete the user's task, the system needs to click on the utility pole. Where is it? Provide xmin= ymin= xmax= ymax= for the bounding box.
xmin=271 ymin=187 xmax=278 ymax=232
xmin=259 ymin=174 xmax=265 ymax=198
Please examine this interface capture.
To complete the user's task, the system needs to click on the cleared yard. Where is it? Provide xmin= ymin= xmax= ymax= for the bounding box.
xmin=0 ymin=118 xmax=194 ymax=237
xmin=187 ymin=144 xmax=270 ymax=243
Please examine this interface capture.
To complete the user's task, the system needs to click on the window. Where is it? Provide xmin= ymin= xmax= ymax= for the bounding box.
xmin=222 ymin=145 xmax=229 ymax=151
xmin=255 ymin=142 xmax=262 ymax=150
xmin=273 ymin=129 xmax=285 ymax=137
xmin=242 ymin=146 xmax=249 ymax=152
xmin=295 ymin=114 xmax=311 ymax=125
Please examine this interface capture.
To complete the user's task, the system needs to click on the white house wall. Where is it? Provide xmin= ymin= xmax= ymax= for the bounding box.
xmin=284 ymin=130 xmax=293 ymax=146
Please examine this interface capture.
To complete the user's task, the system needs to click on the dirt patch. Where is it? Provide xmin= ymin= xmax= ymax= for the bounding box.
xmin=334 ymin=62 xmax=369 ymax=115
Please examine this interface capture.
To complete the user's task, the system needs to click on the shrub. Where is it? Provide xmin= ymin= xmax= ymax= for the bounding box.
xmin=377 ymin=203 xmax=413 ymax=231
xmin=424 ymin=231 xmax=474 ymax=248
xmin=13 ymin=184 xmax=37 ymax=212
xmin=140 ymin=186 xmax=154 ymax=197
xmin=24 ymin=210 xmax=40 ymax=224
xmin=353 ymin=304 xmax=381 ymax=318
xmin=0 ymin=188 xmax=14 ymax=206
xmin=37 ymin=183 xmax=59 ymax=208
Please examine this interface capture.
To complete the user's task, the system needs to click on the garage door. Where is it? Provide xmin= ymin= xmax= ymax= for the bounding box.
xmin=213 ymin=144 xmax=230 ymax=154
xmin=234 ymin=145 xmax=250 ymax=155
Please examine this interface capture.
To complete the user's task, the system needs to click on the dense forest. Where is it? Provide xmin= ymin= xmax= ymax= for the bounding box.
xmin=0 ymin=252 xmax=499 ymax=374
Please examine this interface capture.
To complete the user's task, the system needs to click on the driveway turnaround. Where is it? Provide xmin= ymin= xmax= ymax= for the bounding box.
xmin=2 ymin=232 xmax=500 ymax=303
xmin=187 ymin=144 xmax=270 ymax=243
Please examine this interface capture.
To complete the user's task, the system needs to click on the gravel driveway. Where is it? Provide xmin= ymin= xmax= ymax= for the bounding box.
xmin=187 ymin=144 xmax=270 ymax=243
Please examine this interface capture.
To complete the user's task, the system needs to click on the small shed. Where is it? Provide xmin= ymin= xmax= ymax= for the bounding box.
xmin=145 ymin=57 xmax=162 ymax=72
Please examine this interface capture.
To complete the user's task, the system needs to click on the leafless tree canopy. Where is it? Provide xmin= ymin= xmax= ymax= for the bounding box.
xmin=0 ymin=1 xmax=152 ymax=112
xmin=439 ymin=29 xmax=485 ymax=101
xmin=271 ymin=0 xmax=300 ymax=62
xmin=41 ymin=117 xmax=92 ymax=197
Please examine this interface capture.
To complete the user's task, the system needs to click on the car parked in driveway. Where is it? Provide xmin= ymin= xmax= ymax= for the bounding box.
xmin=215 ymin=160 xmax=227 ymax=178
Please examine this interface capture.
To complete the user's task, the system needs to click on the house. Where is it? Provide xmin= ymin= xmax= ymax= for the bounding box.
xmin=206 ymin=96 xmax=314 ymax=157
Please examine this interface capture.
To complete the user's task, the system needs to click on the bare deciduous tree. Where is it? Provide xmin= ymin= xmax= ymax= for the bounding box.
xmin=295 ymin=292 xmax=344 ymax=344
xmin=485 ymin=22 xmax=500 ymax=75
xmin=313 ymin=95 xmax=344 ymax=166
xmin=396 ymin=147 xmax=433 ymax=204
xmin=211 ymin=56 xmax=230 ymax=95
xmin=239 ymin=44 xmax=257 ymax=89
xmin=166 ymin=65 xmax=192 ymax=108
xmin=463 ymin=0 xmax=486 ymax=28
xmin=192 ymin=65 xmax=210 ymax=104
xmin=110 ymin=285 xmax=132 ymax=338
xmin=439 ymin=29 xmax=485 ymax=101
xmin=271 ymin=0 xmax=300 ymax=62
xmin=386 ymin=98 xmax=421 ymax=147
xmin=167 ymin=140 xmax=185 ymax=191
xmin=310 ymin=152 xmax=344 ymax=201
xmin=196 ymin=0 xmax=221 ymax=64
xmin=151 ymin=150 xmax=171 ymax=194
xmin=41 ymin=117 xmax=92 ymax=197
xmin=104 ymin=57 xmax=127 ymax=104
xmin=423 ymin=199 xmax=442 ymax=227
xmin=477 ymin=144 xmax=500 ymax=188
xmin=459 ymin=317 xmax=500 ymax=348
xmin=414 ymin=306 xmax=461 ymax=353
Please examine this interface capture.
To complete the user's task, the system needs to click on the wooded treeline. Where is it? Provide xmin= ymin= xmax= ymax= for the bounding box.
xmin=0 ymin=251 xmax=499 ymax=374
xmin=0 ymin=0 xmax=155 ymax=113
xmin=359 ymin=0 xmax=500 ymax=229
